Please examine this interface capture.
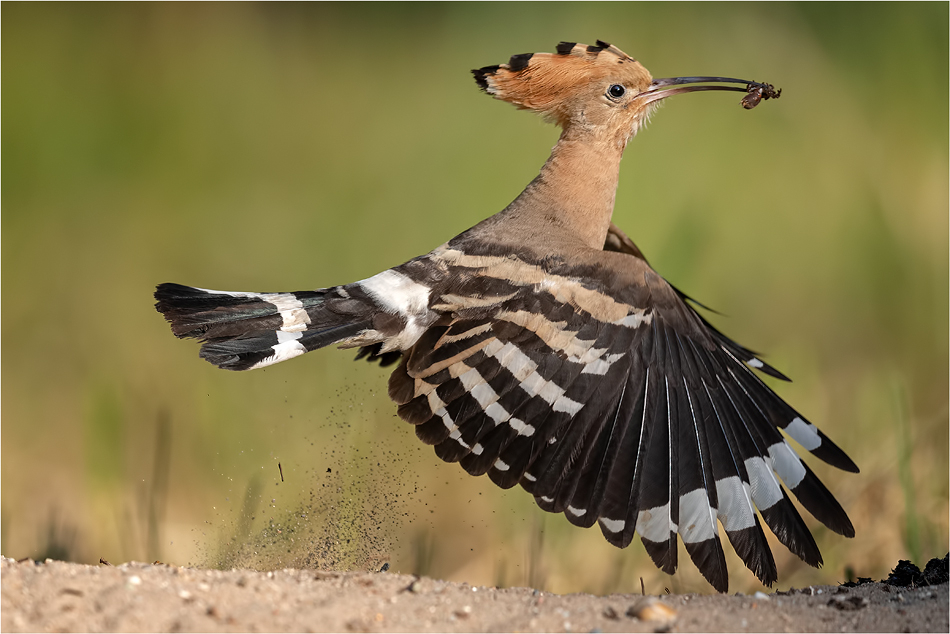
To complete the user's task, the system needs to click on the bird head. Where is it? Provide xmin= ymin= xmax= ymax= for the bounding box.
xmin=473 ymin=40 xmax=779 ymax=147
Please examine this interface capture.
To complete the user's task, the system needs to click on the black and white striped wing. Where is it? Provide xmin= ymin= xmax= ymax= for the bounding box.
xmin=388 ymin=248 xmax=857 ymax=592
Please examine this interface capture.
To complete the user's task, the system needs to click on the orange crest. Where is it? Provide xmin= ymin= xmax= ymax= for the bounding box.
xmin=472 ymin=41 xmax=654 ymax=126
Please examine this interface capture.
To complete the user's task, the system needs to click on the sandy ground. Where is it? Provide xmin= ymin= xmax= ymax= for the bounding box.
xmin=2 ymin=556 xmax=947 ymax=633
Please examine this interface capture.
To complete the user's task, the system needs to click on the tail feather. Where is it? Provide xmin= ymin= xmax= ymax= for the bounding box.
xmin=199 ymin=323 xmax=373 ymax=371
xmin=154 ymin=282 xmax=376 ymax=371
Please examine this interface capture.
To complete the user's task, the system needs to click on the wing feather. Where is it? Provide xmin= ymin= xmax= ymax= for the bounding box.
xmin=384 ymin=243 xmax=854 ymax=591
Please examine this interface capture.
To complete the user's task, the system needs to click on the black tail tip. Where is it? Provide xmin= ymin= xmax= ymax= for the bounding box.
xmin=155 ymin=282 xmax=201 ymax=302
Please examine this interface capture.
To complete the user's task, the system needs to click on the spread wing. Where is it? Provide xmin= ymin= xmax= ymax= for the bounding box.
xmin=385 ymin=237 xmax=857 ymax=592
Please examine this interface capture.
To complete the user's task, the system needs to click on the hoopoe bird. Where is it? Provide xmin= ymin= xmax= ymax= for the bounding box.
xmin=155 ymin=41 xmax=857 ymax=592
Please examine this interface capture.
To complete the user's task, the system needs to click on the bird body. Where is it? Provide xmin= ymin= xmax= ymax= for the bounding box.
xmin=156 ymin=41 xmax=855 ymax=592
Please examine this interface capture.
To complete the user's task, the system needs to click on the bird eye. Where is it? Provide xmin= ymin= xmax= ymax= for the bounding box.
xmin=607 ymin=84 xmax=626 ymax=99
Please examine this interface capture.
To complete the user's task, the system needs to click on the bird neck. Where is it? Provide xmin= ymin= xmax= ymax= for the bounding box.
xmin=511 ymin=126 xmax=625 ymax=250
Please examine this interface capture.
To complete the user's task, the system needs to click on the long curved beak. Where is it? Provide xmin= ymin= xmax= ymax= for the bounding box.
xmin=638 ymin=76 xmax=781 ymax=109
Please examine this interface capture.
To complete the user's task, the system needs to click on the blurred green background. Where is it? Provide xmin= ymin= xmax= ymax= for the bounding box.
xmin=3 ymin=2 xmax=947 ymax=595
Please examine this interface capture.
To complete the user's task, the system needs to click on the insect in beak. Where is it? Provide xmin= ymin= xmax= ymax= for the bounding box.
xmin=638 ymin=76 xmax=781 ymax=109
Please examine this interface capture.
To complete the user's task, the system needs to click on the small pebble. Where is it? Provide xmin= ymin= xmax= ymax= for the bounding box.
xmin=626 ymin=598 xmax=677 ymax=624
xmin=828 ymin=596 xmax=869 ymax=611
